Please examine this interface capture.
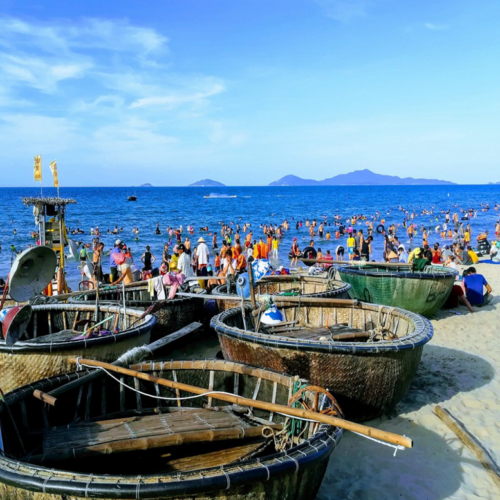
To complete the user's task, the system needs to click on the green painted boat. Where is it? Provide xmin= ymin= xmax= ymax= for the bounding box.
xmin=337 ymin=263 xmax=458 ymax=316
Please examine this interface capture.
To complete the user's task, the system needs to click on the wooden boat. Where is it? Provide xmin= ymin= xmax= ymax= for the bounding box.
xmin=0 ymin=303 xmax=155 ymax=394
xmin=212 ymin=274 xmax=351 ymax=312
xmin=69 ymin=284 xmax=206 ymax=341
xmin=336 ymin=263 xmax=458 ymax=316
xmin=0 ymin=359 xmax=342 ymax=499
xmin=211 ymin=299 xmax=433 ymax=421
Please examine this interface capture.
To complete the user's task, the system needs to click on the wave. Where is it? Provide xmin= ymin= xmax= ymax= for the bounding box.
xmin=204 ymin=194 xmax=237 ymax=199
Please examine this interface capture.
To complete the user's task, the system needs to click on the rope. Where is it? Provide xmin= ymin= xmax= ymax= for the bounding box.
xmin=352 ymin=431 xmax=405 ymax=457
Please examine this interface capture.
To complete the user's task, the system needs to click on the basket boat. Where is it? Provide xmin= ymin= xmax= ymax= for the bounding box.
xmin=212 ymin=275 xmax=351 ymax=312
xmin=69 ymin=285 xmax=205 ymax=341
xmin=337 ymin=263 xmax=458 ymax=316
xmin=211 ymin=300 xmax=433 ymax=421
xmin=0 ymin=360 xmax=342 ymax=499
xmin=0 ymin=303 xmax=155 ymax=394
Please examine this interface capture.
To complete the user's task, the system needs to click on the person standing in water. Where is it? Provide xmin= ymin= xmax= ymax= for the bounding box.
xmin=141 ymin=246 xmax=155 ymax=272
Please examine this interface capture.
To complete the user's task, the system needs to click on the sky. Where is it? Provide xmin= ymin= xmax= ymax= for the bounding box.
xmin=0 ymin=0 xmax=499 ymax=187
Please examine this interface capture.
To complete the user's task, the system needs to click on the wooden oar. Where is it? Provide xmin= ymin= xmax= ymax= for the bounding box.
xmin=34 ymin=322 xmax=203 ymax=406
xmin=64 ymin=357 xmax=413 ymax=450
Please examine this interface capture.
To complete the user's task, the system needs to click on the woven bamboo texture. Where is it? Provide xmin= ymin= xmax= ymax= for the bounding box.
xmin=70 ymin=288 xmax=205 ymax=341
xmin=212 ymin=275 xmax=351 ymax=312
xmin=212 ymin=303 xmax=433 ymax=421
xmin=0 ymin=304 xmax=153 ymax=393
xmin=0 ymin=360 xmax=341 ymax=500
xmin=337 ymin=264 xmax=458 ymax=316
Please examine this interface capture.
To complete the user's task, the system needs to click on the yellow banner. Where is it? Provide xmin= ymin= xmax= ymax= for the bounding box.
xmin=49 ymin=160 xmax=59 ymax=188
xmin=34 ymin=155 xmax=42 ymax=182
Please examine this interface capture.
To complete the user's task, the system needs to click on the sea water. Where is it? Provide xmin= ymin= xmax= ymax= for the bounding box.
xmin=1 ymin=185 xmax=499 ymax=289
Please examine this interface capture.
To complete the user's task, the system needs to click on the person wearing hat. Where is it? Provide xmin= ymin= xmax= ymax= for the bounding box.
xmin=110 ymin=239 xmax=123 ymax=282
xmin=408 ymin=246 xmax=422 ymax=263
xmin=196 ymin=236 xmax=210 ymax=287
xmin=177 ymin=244 xmax=194 ymax=278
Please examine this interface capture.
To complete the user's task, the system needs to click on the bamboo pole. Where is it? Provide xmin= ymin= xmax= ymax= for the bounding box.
xmin=67 ymin=358 xmax=413 ymax=449
xmin=434 ymin=405 xmax=500 ymax=490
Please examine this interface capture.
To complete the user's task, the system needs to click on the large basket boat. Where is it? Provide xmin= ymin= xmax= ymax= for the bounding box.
xmin=0 ymin=303 xmax=155 ymax=393
xmin=69 ymin=284 xmax=205 ymax=341
xmin=336 ymin=263 xmax=458 ymax=316
xmin=212 ymin=274 xmax=351 ymax=312
xmin=0 ymin=360 xmax=342 ymax=499
xmin=211 ymin=299 xmax=433 ymax=421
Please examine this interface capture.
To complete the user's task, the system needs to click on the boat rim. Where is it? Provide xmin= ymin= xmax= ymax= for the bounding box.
xmin=336 ymin=264 xmax=459 ymax=280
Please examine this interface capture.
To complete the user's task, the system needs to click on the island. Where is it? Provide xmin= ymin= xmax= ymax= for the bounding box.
xmin=269 ymin=169 xmax=455 ymax=186
xmin=188 ymin=179 xmax=226 ymax=187
xmin=140 ymin=183 xmax=153 ymax=187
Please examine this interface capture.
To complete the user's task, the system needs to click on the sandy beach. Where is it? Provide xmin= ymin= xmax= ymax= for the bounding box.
xmin=318 ymin=261 xmax=500 ymax=500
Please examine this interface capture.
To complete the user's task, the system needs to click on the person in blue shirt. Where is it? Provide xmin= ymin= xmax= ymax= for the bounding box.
xmin=463 ymin=267 xmax=492 ymax=306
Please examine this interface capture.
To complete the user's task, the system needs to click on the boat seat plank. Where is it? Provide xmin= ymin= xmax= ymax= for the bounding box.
xmin=32 ymin=408 xmax=281 ymax=464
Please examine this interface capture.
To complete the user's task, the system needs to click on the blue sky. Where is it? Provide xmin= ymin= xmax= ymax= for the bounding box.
xmin=1 ymin=0 xmax=499 ymax=186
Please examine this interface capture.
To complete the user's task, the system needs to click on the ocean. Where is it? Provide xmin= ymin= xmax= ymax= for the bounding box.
xmin=1 ymin=185 xmax=499 ymax=290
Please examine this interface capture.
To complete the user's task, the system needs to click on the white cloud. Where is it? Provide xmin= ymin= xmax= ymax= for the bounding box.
xmin=424 ymin=23 xmax=449 ymax=31
xmin=130 ymin=83 xmax=225 ymax=109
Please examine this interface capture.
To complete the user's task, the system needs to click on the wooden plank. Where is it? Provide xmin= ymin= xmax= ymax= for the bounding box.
xmin=73 ymin=385 xmax=84 ymax=422
xmin=85 ymin=382 xmax=93 ymax=421
xmin=434 ymin=405 xmax=500 ymax=490
xmin=134 ymin=378 xmax=142 ymax=411
xmin=120 ymin=376 xmax=126 ymax=413
xmin=172 ymin=371 xmax=181 ymax=408
xmin=207 ymin=370 xmax=215 ymax=408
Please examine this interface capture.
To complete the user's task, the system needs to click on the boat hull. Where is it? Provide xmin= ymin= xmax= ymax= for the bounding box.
xmin=212 ymin=303 xmax=433 ymax=421
xmin=0 ymin=304 xmax=154 ymax=394
xmin=0 ymin=360 xmax=341 ymax=499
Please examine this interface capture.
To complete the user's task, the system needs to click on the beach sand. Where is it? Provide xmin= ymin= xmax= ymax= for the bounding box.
xmin=318 ymin=262 xmax=500 ymax=500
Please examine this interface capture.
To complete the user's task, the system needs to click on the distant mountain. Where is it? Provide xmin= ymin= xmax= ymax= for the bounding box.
xmin=269 ymin=175 xmax=321 ymax=187
xmin=188 ymin=179 xmax=226 ymax=187
xmin=269 ymin=169 xmax=455 ymax=186
xmin=140 ymin=183 xmax=153 ymax=187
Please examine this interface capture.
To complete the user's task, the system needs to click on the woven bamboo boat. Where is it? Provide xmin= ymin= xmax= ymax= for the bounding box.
xmin=0 ymin=303 xmax=155 ymax=394
xmin=212 ymin=275 xmax=351 ymax=312
xmin=69 ymin=285 xmax=205 ymax=341
xmin=0 ymin=360 xmax=342 ymax=499
xmin=336 ymin=263 xmax=458 ymax=316
xmin=211 ymin=301 xmax=433 ymax=421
